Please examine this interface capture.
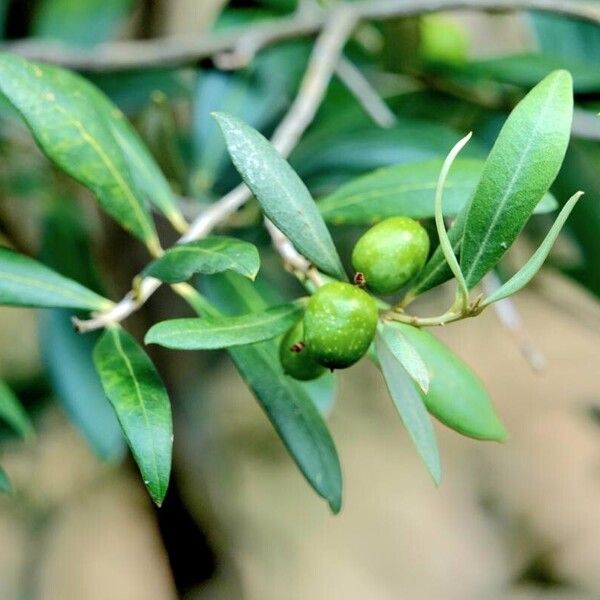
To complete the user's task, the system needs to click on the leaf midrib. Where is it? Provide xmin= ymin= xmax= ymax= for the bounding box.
xmin=111 ymin=328 xmax=162 ymax=499
xmin=462 ymin=76 xmax=560 ymax=286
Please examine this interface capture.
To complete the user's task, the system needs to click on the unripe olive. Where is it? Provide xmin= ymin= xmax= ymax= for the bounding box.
xmin=279 ymin=319 xmax=326 ymax=381
xmin=351 ymin=216 xmax=430 ymax=295
xmin=304 ymin=282 xmax=378 ymax=370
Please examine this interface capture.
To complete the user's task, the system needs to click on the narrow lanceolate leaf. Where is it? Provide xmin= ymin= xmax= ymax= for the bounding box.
xmin=79 ymin=78 xmax=187 ymax=231
xmin=146 ymin=304 xmax=301 ymax=350
xmin=0 ymin=54 xmax=158 ymax=249
xmin=376 ymin=332 xmax=441 ymax=485
xmin=433 ymin=132 xmax=472 ymax=303
xmin=483 ymin=191 xmax=584 ymax=306
xmin=202 ymin=272 xmax=342 ymax=512
xmin=213 ymin=112 xmax=346 ymax=281
xmin=0 ymin=247 xmax=111 ymax=310
xmin=93 ymin=326 xmax=172 ymax=506
xmin=0 ymin=466 xmax=11 ymax=494
xmin=460 ymin=70 xmax=573 ymax=289
xmin=318 ymin=158 xmax=557 ymax=224
xmin=394 ymin=323 xmax=507 ymax=441
xmin=0 ymin=378 xmax=34 ymax=439
xmin=379 ymin=324 xmax=429 ymax=394
xmin=144 ymin=237 xmax=260 ymax=284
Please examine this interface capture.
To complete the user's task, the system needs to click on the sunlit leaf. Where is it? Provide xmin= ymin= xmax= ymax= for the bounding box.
xmin=0 ymin=54 xmax=159 ymax=249
xmin=93 ymin=326 xmax=172 ymax=506
xmin=460 ymin=70 xmax=573 ymax=288
xmin=146 ymin=303 xmax=302 ymax=350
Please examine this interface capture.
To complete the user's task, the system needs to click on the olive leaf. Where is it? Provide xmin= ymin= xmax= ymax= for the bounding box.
xmin=93 ymin=326 xmax=173 ymax=506
xmin=413 ymin=70 xmax=573 ymax=296
xmin=0 ymin=378 xmax=34 ymax=439
xmin=460 ymin=70 xmax=574 ymax=289
xmin=378 ymin=324 xmax=429 ymax=395
xmin=75 ymin=74 xmax=187 ymax=232
xmin=433 ymin=132 xmax=472 ymax=304
xmin=482 ymin=191 xmax=584 ymax=306
xmin=202 ymin=272 xmax=342 ymax=512
xmin=143 ymin=237 xmax=260 ymax=284
xmin=0 ymin=466 xmax=11 ymax=494
xmin=318 ymin=158 xmax=558 ymax=225
xmin=394 ymin=323 xmax=507 ymax=441
xmin=145 ymin=303 xmax=302 ymax=350
xmin=213 ymin=112 xmax=347 ymax=281
xmin=0 ymin=54 xmax=159 ymax=250
xmin=0 ymin=246 xmax=111 ymax=311
xmin=376 ymin=331 xmax=441 ymax=485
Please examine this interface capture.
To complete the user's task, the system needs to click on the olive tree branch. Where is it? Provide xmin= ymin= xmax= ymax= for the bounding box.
xmin=73 ymin=6 xmax=358 ymax=333
xmin=6 ymin=0 xmax=600 ymax=71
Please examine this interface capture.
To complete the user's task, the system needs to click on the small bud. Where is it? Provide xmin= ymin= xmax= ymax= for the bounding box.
xmin=290 ymin=342 xmax=305 ymax=353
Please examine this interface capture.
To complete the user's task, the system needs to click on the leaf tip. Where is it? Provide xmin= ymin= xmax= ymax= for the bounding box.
xmin=328 ymin=495 xmax=342 ymax=515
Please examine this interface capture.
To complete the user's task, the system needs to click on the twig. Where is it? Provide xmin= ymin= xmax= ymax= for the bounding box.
xmin=74 ymin=6 xmax=357 ymax=333
xmin=264 ymin=219 xmax=324 ymax=288
xmin=335 ymin=57 xmax=397 ymax=128
xmin=4 ymin=0 xmax=600 ymax=71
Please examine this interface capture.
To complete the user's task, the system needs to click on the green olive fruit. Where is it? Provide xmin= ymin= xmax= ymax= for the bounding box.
xmin=351 ymin=216 xmax=430 ymax=295
xmin=279 ymin=319 xmax=326 ymax=381
xmin=304 ymin=282 xmax=378 ymax=369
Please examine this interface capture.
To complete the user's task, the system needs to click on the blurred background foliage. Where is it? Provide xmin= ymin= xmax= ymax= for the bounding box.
xmin=1 ymin=1 xmax=600 ymax=598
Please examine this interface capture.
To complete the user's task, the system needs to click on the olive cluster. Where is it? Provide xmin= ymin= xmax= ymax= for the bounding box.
xmin=280 ymin=217 xmax=430 ymax=380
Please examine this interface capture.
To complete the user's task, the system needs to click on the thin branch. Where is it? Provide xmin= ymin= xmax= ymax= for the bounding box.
xmin=4 ymin=0 xmax=600 ymax=71
xmin=264 ymin=219 xmax=324 ymax=288
xmin=335 ymin=57 xmax=397 ymax=128
xmin=74 ymin=6 xmax=357 ymax=333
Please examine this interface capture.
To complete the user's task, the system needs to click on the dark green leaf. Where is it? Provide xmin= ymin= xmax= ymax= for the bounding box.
xmin=144 ymin=237 xmax=259 ymax=284
xmin=0 ymin=378 xmax=34 ymax=439
xmin=78 ymin=78 xmax=187 ymax=231
xmin=460 ymin=70 xmax=573 ymax=289
xmin=213 ymin=112 xmax=346 ymax=280
xmin=483 ymin=191 xmax=584 ymax=306
xmin=376 ymin=331 xmax=441 ymax=484
xmin=0 ymin=246 xmax=110 ymax=310
xmin=93 ymin=326 xmax=172 ymax=506
xmin=146 ymin=303 xmax=301 ymax=350
xmin=292 ymin=118 xmax=484 ymax=179
xmin=202 ymin=272 xmax=342 ymax=511
xmin=0 ymin=54 xmax=159 ymax=249
xmin=0 ymin=466 xmax=11 ymax=494
xmin=393 ymin=323 xmax=507 ymax=441
xmin=318 ymin=158 xmax=558 ymax=225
